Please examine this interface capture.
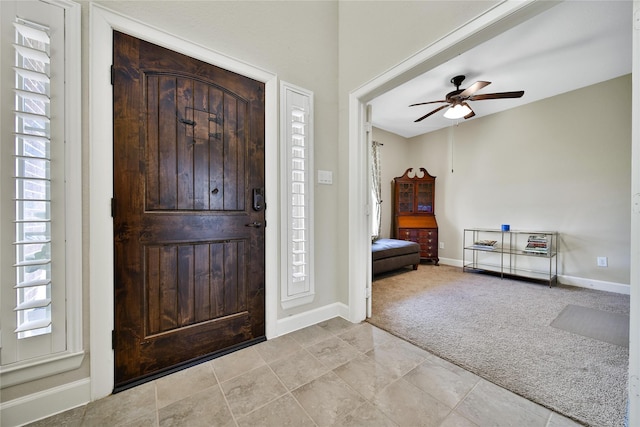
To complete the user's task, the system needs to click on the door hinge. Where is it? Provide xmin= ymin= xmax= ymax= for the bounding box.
xmin=365 ymin=286 xmax=371 ymax=299
xmin=112 ymin=330 xmax=116 ymax=349
xmin=111 ymin=198 xmax=116 ymax=217
xmin=110 ymin=65 xmax=114 ymax=85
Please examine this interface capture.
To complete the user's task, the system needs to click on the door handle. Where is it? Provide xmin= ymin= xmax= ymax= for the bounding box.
xmin=245 ymin=221 xmax=262 ymax=228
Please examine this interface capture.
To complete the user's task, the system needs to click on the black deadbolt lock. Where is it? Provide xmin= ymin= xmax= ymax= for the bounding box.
xmin=253 ymin=188 xmax=265 ymax=211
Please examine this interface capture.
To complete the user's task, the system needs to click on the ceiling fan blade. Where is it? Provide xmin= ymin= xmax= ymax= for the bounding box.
xmin=459 ymin=81 xmax=491 ymax=98
xmin=414 ymin=104 xmax=448 ymax=122
xmin=470 ymin=91 xmax=524 ymax=100
xmin=409 ymin=100 xmax=447 ymax=107
xmin=462 ymin=102 xmax=475 ymax=119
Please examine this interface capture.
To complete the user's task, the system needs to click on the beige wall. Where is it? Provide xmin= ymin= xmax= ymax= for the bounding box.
xmin=376 ymin=74 xmax=632 ymax=285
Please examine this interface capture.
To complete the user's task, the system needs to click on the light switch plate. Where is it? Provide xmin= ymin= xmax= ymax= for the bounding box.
xmin=318 ymin=170 xmax=333 ymax=185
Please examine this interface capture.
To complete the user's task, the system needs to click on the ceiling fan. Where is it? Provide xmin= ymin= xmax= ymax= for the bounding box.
xmin=410 ymin=75 xmax=524 ymax=122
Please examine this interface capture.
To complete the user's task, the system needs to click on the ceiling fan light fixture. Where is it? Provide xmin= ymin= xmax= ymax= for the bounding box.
xmin=444 ymin=104 xmax=472 ymax=119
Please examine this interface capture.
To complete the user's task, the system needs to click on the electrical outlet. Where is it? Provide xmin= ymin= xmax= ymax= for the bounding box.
xmin=597 ymin=256 xmax=608 ymax=267
xmin=439 ymin=242 xmax=444 ymax=249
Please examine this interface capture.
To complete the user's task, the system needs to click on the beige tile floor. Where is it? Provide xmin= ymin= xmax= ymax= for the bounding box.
xmin=28 ymin=318 xmax=584 ymax=427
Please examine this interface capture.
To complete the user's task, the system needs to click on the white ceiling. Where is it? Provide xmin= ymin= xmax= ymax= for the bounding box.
xmin=370 ymin=1 xmax=632 ymax=139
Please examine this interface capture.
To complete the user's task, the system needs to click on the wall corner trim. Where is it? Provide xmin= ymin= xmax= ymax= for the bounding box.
xmin=276 ymin=302 xmax=350 ymax=337
xmin=0 ymin=378 xmax=90 ymax=427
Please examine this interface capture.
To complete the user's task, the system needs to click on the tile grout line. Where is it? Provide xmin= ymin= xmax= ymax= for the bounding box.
xmin=325 ymin=325 xmax=404 ymax=425
xmin=265 ymin=360 xmax=320 ymax=427
xmin=222 ymin=341 xmax=319 ymax=426
xmin=441 ymin=378 xmax=482 ymax=427
xmin=278 ymin=321 xmax=369 ymax=425
xmin=229 ymin=338 xmax=311 ymax=425
xmin=154 ymin=380 xmax=160 ymax=427
xmin=328 ymin=329 xmax=414 ymax=425
xmin=210 ymin=358 xmax=241 ymax=427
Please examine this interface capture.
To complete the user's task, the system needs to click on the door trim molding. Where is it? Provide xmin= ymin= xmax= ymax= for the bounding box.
xmin=89 ymin=3 xmax=278 ymax=401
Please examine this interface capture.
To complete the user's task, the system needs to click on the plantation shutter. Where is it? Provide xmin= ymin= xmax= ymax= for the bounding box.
xmin=1 ymin=1 xmax=82 ymax=387
xmin=13 ymin=19 xmax=54 ymax=339
xmin=281 ymin=82 xmax=315 ymax=308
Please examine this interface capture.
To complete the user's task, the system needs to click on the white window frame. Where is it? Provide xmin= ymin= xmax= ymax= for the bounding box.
xmin=0 ymin=0 xmax=83 ymax=387
xmin=280 ymin=82 xmax=314 ymax=309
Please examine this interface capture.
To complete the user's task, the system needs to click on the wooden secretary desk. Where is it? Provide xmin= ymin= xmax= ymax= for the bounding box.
xmin=393 ymin=168 xmax=439 ymax=265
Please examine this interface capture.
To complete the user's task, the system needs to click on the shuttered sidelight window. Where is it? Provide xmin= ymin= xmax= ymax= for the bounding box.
xmin=13 ymin=19 xmax=53 ymax=339
xmin=1 ymin=0 xmax=82 ymax=387
xmin=281 ymin=82 xmax=314 ymax=308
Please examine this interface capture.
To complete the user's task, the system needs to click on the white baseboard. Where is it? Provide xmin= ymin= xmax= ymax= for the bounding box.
xmin=438 ymin=257 xmax=461 ymax=267
xmin=440 ymin=258 xmax=629 ymax=295
xmin=276 ymin=302 xmax=350 ymax=337
xmin=0 ymin=378 xmax=90 ymax=427
xmin=559 ymin=274 xmax=630 ymax=295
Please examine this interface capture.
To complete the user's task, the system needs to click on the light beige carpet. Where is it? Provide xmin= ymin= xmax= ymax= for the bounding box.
xmin=368 ymin=265 xmax=630 ymax=427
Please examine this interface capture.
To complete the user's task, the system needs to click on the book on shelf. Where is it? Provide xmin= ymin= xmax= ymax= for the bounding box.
xmin=472 ymin=239 xmax=498 ymax=250
xmin=524 ymin=235 xmax=549 ymax=254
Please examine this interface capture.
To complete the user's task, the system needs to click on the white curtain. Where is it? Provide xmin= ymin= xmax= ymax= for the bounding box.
xmin=371 ymin=141 xmax=383 ymax=240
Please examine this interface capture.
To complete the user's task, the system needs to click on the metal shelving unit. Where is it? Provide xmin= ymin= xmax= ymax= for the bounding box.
xmin=463 ymin=228 xmax=558 ymax=286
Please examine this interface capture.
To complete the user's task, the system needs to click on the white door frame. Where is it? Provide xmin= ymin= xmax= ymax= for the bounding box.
xmin=629 ymin=1 xmax=639 ymax=422
xmin=89 ymin=4 xmax=279 ymax=400
xmin=348 ymin=0 xmax=638 ymax=424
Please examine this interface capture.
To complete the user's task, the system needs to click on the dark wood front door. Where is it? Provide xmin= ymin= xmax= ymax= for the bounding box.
xmin=112 ymin=31 xmax=265 ymax=389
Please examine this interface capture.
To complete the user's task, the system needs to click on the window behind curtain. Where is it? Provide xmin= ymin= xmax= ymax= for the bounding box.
xmin=371 ymin=141 xmax=382 ymax=240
